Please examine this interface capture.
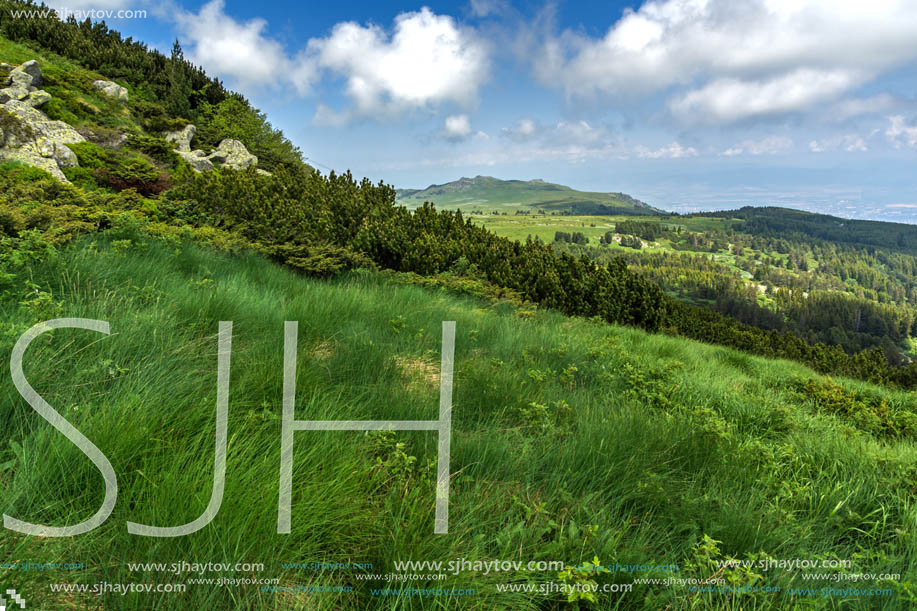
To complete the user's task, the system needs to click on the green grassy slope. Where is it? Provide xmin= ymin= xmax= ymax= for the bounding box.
xmin=396 ymin=176 xmax=662 ymax=215
xmin=2 ymin=234 xmax=916 ymax=610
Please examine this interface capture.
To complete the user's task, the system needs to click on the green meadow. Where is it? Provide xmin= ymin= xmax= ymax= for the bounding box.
xmin=2 ymin=233 xmax=916 ymax=609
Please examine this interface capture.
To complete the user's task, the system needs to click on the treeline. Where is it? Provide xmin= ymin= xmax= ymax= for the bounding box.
xmin=554 ymin=231 xmax=588 ymax=245
xmin=614 ymin=220 xmax=677 ymax=241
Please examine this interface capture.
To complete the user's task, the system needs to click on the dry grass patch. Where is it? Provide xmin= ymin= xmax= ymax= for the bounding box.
xmin=394 ymin=355 xmax=440 ymax=393
xmin=310 ymin=340 xmax=335 ymax=361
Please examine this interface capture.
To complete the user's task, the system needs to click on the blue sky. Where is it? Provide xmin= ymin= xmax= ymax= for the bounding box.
xmin=54 ymin=0 xmax=917 ymax=221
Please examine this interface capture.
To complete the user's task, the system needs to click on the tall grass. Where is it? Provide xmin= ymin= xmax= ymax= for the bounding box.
xmin=1 ymin=234 xmax=915 ymax=609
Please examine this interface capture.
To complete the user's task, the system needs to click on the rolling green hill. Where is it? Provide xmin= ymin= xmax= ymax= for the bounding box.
xmin=396 ymin=175 xmax=662 ymax=215
xmin=3 ymin=234 xmax=916 ymax=610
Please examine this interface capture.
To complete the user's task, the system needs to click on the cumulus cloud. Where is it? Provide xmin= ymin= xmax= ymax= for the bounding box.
xmin=721 ymin=136 xmax=793 ymax=156
xmin=444 ymin=114 xmax=473 ymax=139
xmin=175 ymin=0 xmax=317 ymax=94
xmin=886 ymin=115 xmax=917 ymax=148
xmin=809 ymin=135 xmax=868 ymax=152
xmin=635 ymin=141 xmax=697 ymax=159
xmin=175 ymin=3 xmax=487 ymax=121
xmin=532 ymin=0 xmax=917 ymax=124
xmin=308 ymin=7 xmax=488 ymax=120
xmin=437 ymin=114 xmax=488 ymax=142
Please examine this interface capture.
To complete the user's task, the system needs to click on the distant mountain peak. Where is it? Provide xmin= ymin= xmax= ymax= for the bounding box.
xmin=395 ymin=176 xmax=661 ymax=215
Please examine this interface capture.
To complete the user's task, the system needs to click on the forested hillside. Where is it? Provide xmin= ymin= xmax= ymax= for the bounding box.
xmin=547 ymin=213 xmax=917 ymax=358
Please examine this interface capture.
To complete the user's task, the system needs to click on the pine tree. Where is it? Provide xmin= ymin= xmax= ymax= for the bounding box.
xmin=167 ymin=40 xmax=192 ymax=119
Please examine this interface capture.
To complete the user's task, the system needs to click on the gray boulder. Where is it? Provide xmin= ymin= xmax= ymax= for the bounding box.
xmin=165 ymin=124 xmax=195 ymax=153
xmin=25 ymin=90 xmax=51 ymax=108
xmin=164 ymin=126 xmax=264 ymax=173
xmin=92 ymin=80 xmax=129 ymax=102
xmin=0 ymin=96 xmax=85 ymax=182
xmin=0 ymin=60 xmax=42 ymax=105
xmin=14 ymin=60 xmax=42 ymax=86
xmin=0 ymin=86 xmax=28 ymax=104
xmin=207 ymin=139 xmax=257 ymax=170
xmin=177 ymin=149 xmax=214 ymax=172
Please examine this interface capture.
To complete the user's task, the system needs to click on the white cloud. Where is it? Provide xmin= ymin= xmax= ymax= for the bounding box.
xmin=886 ymin=115 xmax=917 ymax=148
xmin=309 ymin=8 xmax=488 ymax=120
xmin=500 ymin=119 xmax=612 ymax=148
xmin=500 ymin=118 xmax=538 ymax=141
xmin=636 ymin=141 xmax=697 ymax=159
xmin=827 ymin=94 xmax=898 ymax=122
xmin=533 ymin=0 xmax=917 ymax=124
xmin=175 ymin=3 xmax=487 ymax=121
xmin=441 ymin=114 xmax=474 ymax=142
xmin=670 ymin=69 xmax=861 ymax=124
xmin=721 ymin=136 xmax=793 ymax=156
xmin=176 ymin=0 xmax=317 ymax=94
xmin=809 ymin=134 xmax=868 ymax=152
xmin=469 ymin=0 xmax=509 ymax=18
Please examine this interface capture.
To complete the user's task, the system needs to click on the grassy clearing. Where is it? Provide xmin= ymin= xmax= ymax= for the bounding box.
xmin=1 ymin=234 xmax=916 ymax=609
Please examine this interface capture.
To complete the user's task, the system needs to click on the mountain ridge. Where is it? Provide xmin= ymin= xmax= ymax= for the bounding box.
xmin=396 ymin=175 xmax=662 ymax=215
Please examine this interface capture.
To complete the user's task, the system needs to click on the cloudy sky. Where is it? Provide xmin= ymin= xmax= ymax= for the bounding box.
xmin=58 ymin=0 xmax=917 ymax=219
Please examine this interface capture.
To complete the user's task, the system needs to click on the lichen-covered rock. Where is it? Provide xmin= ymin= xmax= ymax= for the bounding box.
xmin=25 ymin=90 xmax=51 ymax=108
xmin=207 ymin=139 xmax=257 ymax=170
xmin=1 ymin=60 xmax=41 ymax=105
xmin=177 ymin=149 xmax=214 ymax=172
xmin=165 ymin=124 xmax=195 ymax=153
xmin=255 ymin=168 xmax=272 ymax=177
xmin=164 ymin=125 xmax=266 ymax=174
xmin=0 ymin=86 xmax=27 ymax=104
xmin=14 ymin=60 xmax=42 ymax=86
xmin=0 ymin=90 xmax=85 ymax=182
xmin=92 ymin=80 xmax=129 ymax=102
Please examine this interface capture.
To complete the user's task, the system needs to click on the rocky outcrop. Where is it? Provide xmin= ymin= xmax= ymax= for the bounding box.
xmin=0 ymin=60 xmax=85 ymax=182
xmin=0 ymin=59 xmax=42 ymax=104
xmin=92 ymin=80 xmax=128 ymax=102
xmin=208 ymin=139 xmax=257 ymax=170
xmin=179 ymin=150 xmax=214 ymax=172
xmin=164 ymin=124 xmax=268 ymax=174
xmin=165 ymin=124 xmax=195 ymax=153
